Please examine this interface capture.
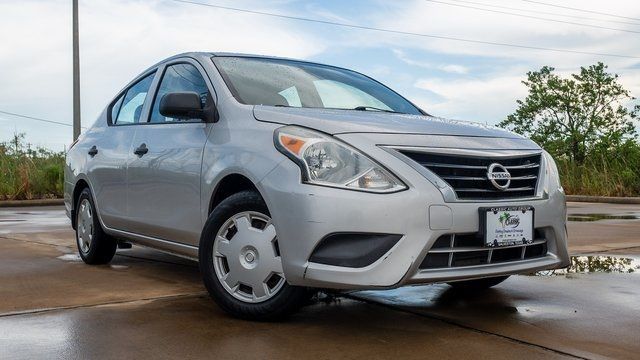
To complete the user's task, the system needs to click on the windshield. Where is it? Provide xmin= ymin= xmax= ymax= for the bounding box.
xmin=212 ymin=56 xmax=422 ymax=115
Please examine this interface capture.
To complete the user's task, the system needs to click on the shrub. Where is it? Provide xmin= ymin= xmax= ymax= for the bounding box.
xmin=0 ymin=133 xmax=65 ymax=200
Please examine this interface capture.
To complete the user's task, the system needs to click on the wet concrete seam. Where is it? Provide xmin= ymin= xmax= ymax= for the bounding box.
xmin=115 ymin=253 xmax=198 ymax=268
xmin=0 ymin=234 xmax=197 ymax=268
xmin=0 ymin=292 xmax=208 ymax=319
xmin=344 ymin=294 xmax=590 ymax=360
xmin=0 ymin=234 xmax=71 ymax=249
xmin=589 ymin=246 xmax=640 ymax=254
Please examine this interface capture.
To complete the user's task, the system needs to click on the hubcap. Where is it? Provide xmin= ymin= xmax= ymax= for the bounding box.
xmin=76 ymin=199 xmax=94 ymax=254
xmin=213 ymin=211 xmax=285 ymax=303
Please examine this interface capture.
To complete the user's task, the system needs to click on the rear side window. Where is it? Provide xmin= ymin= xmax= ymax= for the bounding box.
xmin=110 ymin=95 xmax=124 ymax=122
xmin=150 ymin=63 xmax=210 ymax=123
xmin=112 ymin=72 xmax=155 ymax=125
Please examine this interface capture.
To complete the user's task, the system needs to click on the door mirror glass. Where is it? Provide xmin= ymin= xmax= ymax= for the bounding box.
xmin=159 ymin=92 xmax=205 ymax=120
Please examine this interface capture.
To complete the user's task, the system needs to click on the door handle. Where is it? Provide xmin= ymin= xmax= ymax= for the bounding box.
xmin=134 ymin=143 xmax=149 ymax=156
xmin=88 ymin=146 xmax=98 ymax=157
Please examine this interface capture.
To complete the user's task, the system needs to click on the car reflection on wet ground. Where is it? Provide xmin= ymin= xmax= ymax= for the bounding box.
xmin=1 ymin=203 xmax=640 ymax=359
xmin=568 ymin=213 xmax=640 ymax=222
xmin=533 ymin=254 xmax=640 ymax=275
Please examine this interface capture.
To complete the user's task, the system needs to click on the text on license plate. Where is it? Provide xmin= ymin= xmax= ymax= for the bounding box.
xmin=482 ymin=206 xmax=534 ymax=247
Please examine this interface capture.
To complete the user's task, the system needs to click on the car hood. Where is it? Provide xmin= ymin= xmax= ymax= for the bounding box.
xmin=253 ymin=106 xmax=523 ymax=139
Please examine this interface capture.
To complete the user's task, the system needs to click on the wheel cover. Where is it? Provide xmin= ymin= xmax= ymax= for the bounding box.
xmin=76 ymin=198 xmax=94 ymax=254
xmin=213 ymin=211 xmax=286 ymax=303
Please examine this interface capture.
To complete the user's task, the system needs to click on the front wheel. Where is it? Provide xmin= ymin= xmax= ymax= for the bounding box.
xmin=199 ymin=191 xmax=310 ymax=321
xmin=447 ymin=276 xmax=509 ymax=291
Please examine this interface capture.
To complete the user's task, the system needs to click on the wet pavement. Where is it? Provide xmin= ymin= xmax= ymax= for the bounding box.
xmin=566 ymin=202 xmax=640 ymax=255
xmin=355 ymin=273 xmax=640 ymax=359
xmin=1 ymin=203 xmax=640 ymax=359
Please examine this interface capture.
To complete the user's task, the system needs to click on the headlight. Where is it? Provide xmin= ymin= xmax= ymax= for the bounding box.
xmin=274 ymin=126 xmax=406 ymax=193
xmin=543 ymin=150 xmax=563 ymax=191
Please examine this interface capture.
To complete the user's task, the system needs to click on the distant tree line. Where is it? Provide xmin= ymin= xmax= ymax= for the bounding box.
xmin=500 ymin=63 xmax=640 ymax=196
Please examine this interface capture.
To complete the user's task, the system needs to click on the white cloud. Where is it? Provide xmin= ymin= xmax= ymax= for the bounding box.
xmin=373 ymin=0 xmax=640 ymax=69
xmin=1 ymin=0 xmax=639 ymax=149
xmin=80 ymin=0 xmax=327 ymax=125
xmin=413 ymin=64 xmax=640 ymax=125
xmin=0 ymin=0 xmax=326 ymax=149
xmin=392 ymin=49 xmax=469 ymax=74
xmin=413 ymin=73 xmax=528 ymax=123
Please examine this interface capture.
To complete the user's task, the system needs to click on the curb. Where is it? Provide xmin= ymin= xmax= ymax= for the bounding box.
xmin=566 ymin=195 xmax=640 ymax=204
xmin=0 ymin=199 xmax=64 ymax=207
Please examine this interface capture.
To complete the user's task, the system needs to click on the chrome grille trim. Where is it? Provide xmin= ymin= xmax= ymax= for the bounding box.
xmin=419 ymin=233 xmax=548 ymax=270
xmin=398 ymin=150 xmax=542 ymax=200
xmin=427 ymin=239 xmax=547 ymax=253
xmin=455 ymin=186 xmax=535 ymax=193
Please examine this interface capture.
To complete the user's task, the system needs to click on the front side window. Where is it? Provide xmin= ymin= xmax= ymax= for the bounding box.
xmin=212 ymin=56 xmax=422 ymax=115
xmin=150 ymin=63 xmax=210 ymax=123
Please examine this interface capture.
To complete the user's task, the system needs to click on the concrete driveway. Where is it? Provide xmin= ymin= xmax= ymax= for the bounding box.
xmin=0 ymin=203 xmax=639 ymax=359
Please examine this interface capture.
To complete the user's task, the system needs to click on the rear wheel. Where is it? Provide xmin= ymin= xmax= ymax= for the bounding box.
xmin=447 ymin=276 xmax=509 ymax=291
xmin=75 ymin=187 xmax=117 ymax=265
xmin=199 ymin=191 xmax=310 ymax=320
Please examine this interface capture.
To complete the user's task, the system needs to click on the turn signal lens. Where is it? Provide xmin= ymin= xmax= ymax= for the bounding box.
xmin=278 ymin=134 xmax=306 ymax=156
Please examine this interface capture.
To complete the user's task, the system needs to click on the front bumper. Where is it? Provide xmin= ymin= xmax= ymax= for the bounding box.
xmin=258 ymin=147 xmax=569 ymax=290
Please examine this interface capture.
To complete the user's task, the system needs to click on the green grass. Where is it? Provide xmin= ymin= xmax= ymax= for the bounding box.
xmin=1 ymin=133 xmax=639 ymax=200
xmin=557 ymin=148 xmax=640 ymax=197
xmin=0 ymin=134 xmax=65 ymax=200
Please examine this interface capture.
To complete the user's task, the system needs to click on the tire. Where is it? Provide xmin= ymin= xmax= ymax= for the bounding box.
xmin=75 ymin=187 xmax=117 ymax=265
xmin=447 ymin=275 xmax=509 ymax=291
xmin=199 ymin=190 xmax=310 ymax=321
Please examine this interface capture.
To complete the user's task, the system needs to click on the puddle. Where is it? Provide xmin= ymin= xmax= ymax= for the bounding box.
xmin=57 ymin=253 xmax=82 ymax=262
xmin=110 ymin=265 xmax=129 ymax=270
xmin=568 ymin=213 xmax=640 ymax=222
xmin=533 ymin=255 xmax=640 ymax=276
xmin=56 ymin=246 xmax=73 ymax=254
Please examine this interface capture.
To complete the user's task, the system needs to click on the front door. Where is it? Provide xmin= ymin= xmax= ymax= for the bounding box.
xmin=125 ymin=61 xmax=214 ymax=246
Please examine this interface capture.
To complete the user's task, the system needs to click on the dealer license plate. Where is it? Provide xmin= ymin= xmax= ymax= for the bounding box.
xmin=481 ymin=206 xmax=534 ymax=247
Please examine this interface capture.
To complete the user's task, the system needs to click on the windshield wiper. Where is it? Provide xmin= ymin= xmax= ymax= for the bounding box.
xmin=352 ymin=106 xmax=398 ymax=113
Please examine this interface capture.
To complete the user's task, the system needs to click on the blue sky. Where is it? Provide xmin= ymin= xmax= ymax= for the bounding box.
xmin=1 ymin=0 xmax=639 ymax=151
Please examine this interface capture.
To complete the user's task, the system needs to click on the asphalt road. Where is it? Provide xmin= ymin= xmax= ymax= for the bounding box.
xmin=0 ymin=203 xmax=639 ymax=359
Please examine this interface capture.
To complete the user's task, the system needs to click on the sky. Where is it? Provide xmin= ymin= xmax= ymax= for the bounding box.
xmin=1 ymin=0 xmax=639 ymax=151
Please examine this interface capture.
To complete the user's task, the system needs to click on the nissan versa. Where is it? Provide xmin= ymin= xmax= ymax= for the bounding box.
xmin=64 ymin=53 xmax=569 ymax=320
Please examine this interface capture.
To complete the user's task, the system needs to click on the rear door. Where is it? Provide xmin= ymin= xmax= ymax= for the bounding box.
xmin=125 ymin=59 xmax=215 ymax=246
xmin=87 ymin=71 xmax=156 ymax=230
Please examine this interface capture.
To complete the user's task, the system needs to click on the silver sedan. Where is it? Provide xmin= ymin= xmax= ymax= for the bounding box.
xmin=65 ymin=53 xmax=569 ymax=320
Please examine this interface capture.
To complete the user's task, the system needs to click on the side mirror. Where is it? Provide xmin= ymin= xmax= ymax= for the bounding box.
xmin=159 ymin=92 xmax=206 ymax=121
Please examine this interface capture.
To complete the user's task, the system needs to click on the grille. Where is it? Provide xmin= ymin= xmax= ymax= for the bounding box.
xmin=400 ymin=151 xmax=541 ymax=200
xmin=419 ymin=231 xmax=547 ymax=270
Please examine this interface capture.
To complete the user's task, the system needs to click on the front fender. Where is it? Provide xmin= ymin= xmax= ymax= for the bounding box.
xmin=200 ymin=121 xmax=285 ymax=226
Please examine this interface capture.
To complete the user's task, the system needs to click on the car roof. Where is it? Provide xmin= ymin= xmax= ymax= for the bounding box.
xmin=156 ymin=52 xmax=335 ymax=69
xmin=126 ymin=52 xmax=347 ymax=97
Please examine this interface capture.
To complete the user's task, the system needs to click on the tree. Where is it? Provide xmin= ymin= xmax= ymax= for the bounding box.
xmin=499 ymin=62 xmax=639 ymax=164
